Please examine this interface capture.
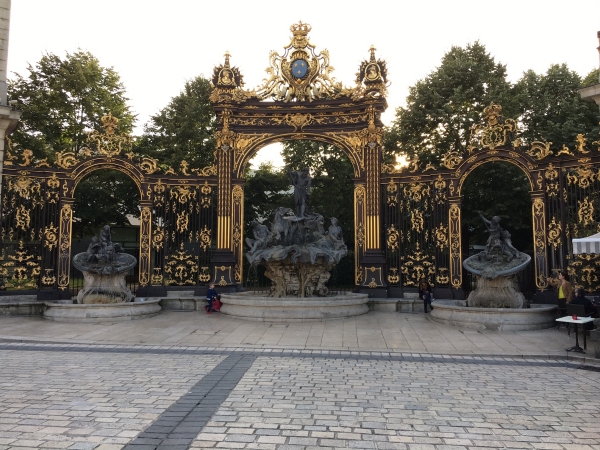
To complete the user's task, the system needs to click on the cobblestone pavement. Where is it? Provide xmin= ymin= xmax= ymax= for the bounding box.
xmin=0 ymin=343 xmax=599 ymax=449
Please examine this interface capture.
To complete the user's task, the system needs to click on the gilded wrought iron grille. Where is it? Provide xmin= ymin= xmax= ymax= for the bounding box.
xmin=150 ymin=182 xmax=216 ymax=287
xmin=383 ymin=179 xmax=450 ymax=288
xmin=562 ymin=164 xmax=600 ymax=292
xmin=0 ymin=173 xmax=61 ymax=290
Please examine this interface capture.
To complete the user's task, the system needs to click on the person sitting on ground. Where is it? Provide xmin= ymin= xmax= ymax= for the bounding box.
xmin=205 ymin=283 xmax=218 ymax=315
xmin=418 ymin=278 xmax=433 ymax=314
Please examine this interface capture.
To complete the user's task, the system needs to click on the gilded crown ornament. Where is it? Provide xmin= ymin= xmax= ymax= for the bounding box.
xmin=290 ymin=21 xmax=311 ymax=36
xmin=209 ymin=22 xmax=389 ymax=104
xmin=254 ymin=21 xmax=342 ymax=102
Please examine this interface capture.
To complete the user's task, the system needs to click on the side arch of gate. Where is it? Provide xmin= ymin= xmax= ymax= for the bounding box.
xmin=0 ymin=118 xmax=219 ymax=299
xmin=209 ymin=23 xmax=390 ymax=293
xmin=381 ymin=102 xmax=600 ymax=297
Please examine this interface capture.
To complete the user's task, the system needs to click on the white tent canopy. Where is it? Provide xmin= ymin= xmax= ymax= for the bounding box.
xmin=572 ymin=232 xmax=600 ymax=254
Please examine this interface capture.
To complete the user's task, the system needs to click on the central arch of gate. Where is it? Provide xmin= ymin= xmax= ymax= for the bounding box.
xmin=210 ymin=22 xmax=389 ymax=294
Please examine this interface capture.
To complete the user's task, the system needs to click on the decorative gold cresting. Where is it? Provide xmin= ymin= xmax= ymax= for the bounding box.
xmin=87 ymin=113 xmax=132 ymax=157
xmin=254 ymin=21 xmax=342 ymax=102
xmin=467 ymin=103 xmax=517 ymax=152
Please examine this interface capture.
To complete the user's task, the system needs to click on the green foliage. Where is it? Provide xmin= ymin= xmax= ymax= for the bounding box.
xmin=8 ymin=50 xmax=134 ymax=161
xmin=461 ymin=162 xmax=532 ymax=251
xmin=244 ymin=162 xmax=291 ymax=230
xmin=515 ymin=64 xmax=600 ymax=151
xmin=582 ymin=68 xmax=600 ymax=87
xmin=134 ymin=76 xmax=216 ymax=170
xmin=72 ymin=170 xmax=140 ymax=240
xmin=281 ymin=140 xmax=355 ymax=245
xmin=384 ymin=42 xmax=515 ymax=165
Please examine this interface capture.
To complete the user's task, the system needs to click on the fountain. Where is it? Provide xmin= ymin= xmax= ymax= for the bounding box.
xmin=44 ymin=226 xmax=161 ymax=322
xmin=430 ymin=213 xmax=556 ymax=330
xmin=221 ymin=169 xmax=368 ymax=321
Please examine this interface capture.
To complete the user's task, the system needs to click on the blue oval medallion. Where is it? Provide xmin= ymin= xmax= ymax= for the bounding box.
xmin=291 ymin=59 xmax=308 ymax=79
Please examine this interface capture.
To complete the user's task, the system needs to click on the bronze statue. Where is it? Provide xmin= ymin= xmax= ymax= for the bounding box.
xmin=289 ymin=168 xmax=311 ymax=217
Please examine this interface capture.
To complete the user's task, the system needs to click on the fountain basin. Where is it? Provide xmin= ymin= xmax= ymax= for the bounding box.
xmin=43 ymin=298 xmax=162 ymax=322
xmin=221 ymin=291 xmax=369 ymax=321
xmin=430 ymin=300 xmax=557 ymax=331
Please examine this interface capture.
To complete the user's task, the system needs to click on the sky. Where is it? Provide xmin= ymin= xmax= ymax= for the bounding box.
xmin=8 ymin=1 xmax=600 ymax=168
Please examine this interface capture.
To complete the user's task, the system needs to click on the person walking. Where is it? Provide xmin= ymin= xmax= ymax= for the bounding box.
xmin=205 ymin=283 xmax=218 ymax=314
xmin=418 ymin=278 xmax=433 ymax=313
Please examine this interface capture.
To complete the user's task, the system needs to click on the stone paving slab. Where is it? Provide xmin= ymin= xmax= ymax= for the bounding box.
xmin=0 ymin=345 xmax=599 ymax=449
xmin=190 ymin=356 xmax=600 ymax=449
xmin=0 ymin=311 xmax=583 ymax=357
xmin=0 ymin=348 xmax=224 ymax=449
xmin=1 ymin=311 xmax=599 ymax=449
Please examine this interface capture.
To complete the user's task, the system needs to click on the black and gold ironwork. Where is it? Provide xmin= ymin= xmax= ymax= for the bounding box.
xmin=210 ymin=22 xmax=389 ymax=291
xmin=1 ymin=113 xmax=218 ymax=298
xmin=382 ymin=101 xmax=600 ymax=297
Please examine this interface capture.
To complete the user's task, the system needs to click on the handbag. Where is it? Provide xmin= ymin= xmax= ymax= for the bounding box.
xmin=212 ymin=297 xmax=222 ymax=312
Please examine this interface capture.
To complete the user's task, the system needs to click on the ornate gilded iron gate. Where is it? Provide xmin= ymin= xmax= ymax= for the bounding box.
xmin=0 ymin=114 xmax=218 ymax=299
xmin=209 ymin=22 xmax=390 ymax=294
xmin=381 ymin=103 xmax=600 ymax=297
xmin=382 ymin=177 xmax=451 ymax=294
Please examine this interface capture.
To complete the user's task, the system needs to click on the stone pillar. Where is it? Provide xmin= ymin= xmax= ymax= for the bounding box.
xmin=0 ymin=0 xmax=11 ymax=105
xmin=0 ymin=0 xmax=20 ymax=200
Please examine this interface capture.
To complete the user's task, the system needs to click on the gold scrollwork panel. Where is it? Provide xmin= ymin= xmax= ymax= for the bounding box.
xmin=139 ymin=206 xmax=152 ymax=287
xmin=354 ymin=184 xmax=366 ymax=284
xmin=57 ymin=203 xmax=73 ymax=290
xmin=448 ymin=203 xmax=462 ymax=289
xmin=532 ymin=197 xmax=548 ymax=289
xmin=232 ymin=185 xmax=244 ymax=283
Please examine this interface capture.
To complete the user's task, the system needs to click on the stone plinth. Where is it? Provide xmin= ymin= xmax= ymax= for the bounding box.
xmin=466 ymin=276 xmax=525 ymax=308
xmin=43 ymin=298 xmax=162 ymax=322
xmin=221 ymin=292 xmax=369 ymax=321
xmin=76 ymin=271 xmax=133 ymax=304
xmin=430 ymin=300 xmax=557 ymax=331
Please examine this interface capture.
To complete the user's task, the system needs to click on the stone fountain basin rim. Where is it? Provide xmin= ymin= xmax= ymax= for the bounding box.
xmin=433 ymin=299 xmax=556 ymax=313
xmin=220 ymin=292 xmax=369 ymax=321
xmin=43 ymin=298 xmax=162 ymax=322
xmin=430 ymin=300 xmax=557 ymax=331
xmin=72 ymin=252 xmax=137 ymax=274
xmin=222 ymin=292 xmax=368 ymax=307
xmin=462 ymin=253 xmax=531 ymax=277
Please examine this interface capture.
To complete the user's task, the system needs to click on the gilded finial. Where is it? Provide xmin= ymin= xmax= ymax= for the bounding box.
xmin=369 ymin=45 xmax=377 ymax=61
xmin=224 ymin=51 xmax=231 ymax=67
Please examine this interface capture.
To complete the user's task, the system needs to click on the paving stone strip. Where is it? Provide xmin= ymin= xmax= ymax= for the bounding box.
xmin=0 ymin=342 xmax=589 ymax=368
xmin=120 ymin=353 xmax=256 ymax=450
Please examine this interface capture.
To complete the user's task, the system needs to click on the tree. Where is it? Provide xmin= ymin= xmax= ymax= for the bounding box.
xmin=281 ymin=140 xmax=355 ymax=245
xmin=134 ymin=76 xmax=216 ymax=170
xmin=515 ymin=64 xmax=600 ymax=151
xmin=244 ymin=162 xmax=291 ymax=230
xmin=461 ymin=162 xmax=532 ymax=251
xmin=582 ymin=68 xmax=600 ymax=87
xmin=72 ymin=170 xmax=140 ymax=240
xmin=8 ymin=50 xmax=134 ymax=161
xmin=384 ymin=42 xmax=516 ymax=166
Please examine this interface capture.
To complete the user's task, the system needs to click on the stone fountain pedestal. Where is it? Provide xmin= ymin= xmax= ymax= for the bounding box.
xmin=44 ymin=225 xmax=162 ymax=322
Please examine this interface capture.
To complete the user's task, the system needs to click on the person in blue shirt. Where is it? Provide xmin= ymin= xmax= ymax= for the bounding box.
xmin=206 ymin=283 xmax=218 ymax=314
